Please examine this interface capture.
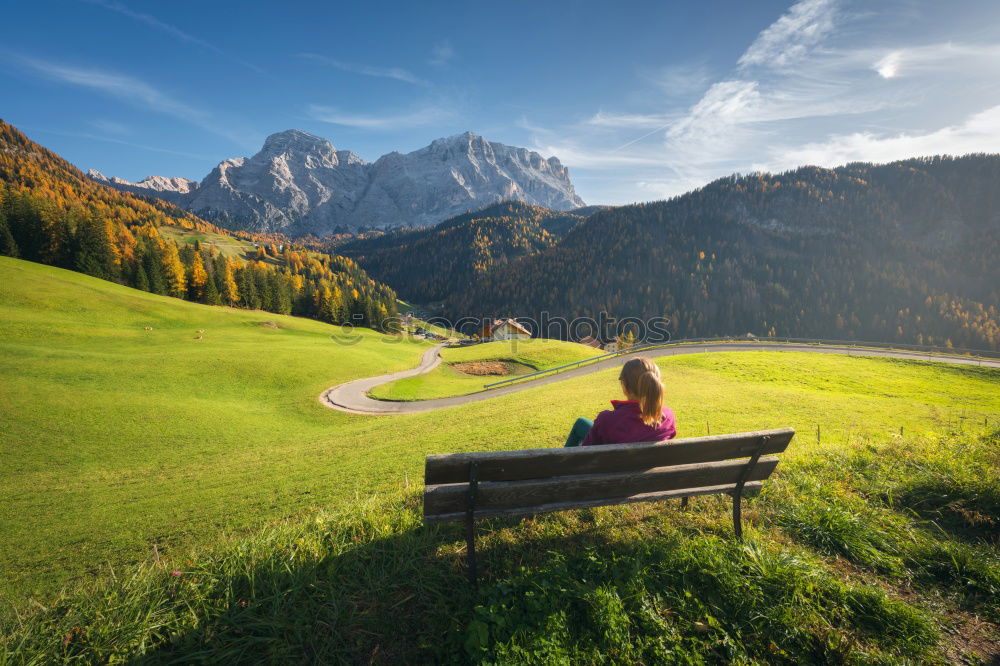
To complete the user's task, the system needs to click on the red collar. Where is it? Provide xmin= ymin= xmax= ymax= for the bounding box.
xmin=611 ymin=399 xmax=639 ymax=408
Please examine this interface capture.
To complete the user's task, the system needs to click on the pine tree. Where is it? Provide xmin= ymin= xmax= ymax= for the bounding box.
xmin=73 ymin=213 xmax=117 ymax=280
xmin=203 ymin=270 xmax=221 ymax=305
xmin=0 ymin=207 xmax=18 ymax=257
xmin=134 ymin=262 xmax=151 ymax=292
xmin=5 ymin=192 xmax=46 ymax=261
xmin=236 ymin=267 xmax=260 ymax=309
xmin=142 ymin=241 xmax=167 ymax=295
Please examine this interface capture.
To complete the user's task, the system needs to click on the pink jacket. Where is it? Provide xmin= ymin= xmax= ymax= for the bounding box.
xmin=581 ymin=400 xmax=677 ymax=446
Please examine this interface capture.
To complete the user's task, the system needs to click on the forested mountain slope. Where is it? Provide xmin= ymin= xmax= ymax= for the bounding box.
xmin=448 ymin=157 xmax=1000 ymax=349
xmin=337 ymin=201 xmax=595 ymax=303
xmin=0 ymin=120 xmax=398 ymax=330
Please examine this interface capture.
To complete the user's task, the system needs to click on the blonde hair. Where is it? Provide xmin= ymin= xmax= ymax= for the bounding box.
xmin=619 ymin=358 xmax=664 ymax=426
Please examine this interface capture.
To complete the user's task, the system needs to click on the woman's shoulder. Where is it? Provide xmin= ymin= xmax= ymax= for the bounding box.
xmin=593 ymin=408 xmax=616 ymax=423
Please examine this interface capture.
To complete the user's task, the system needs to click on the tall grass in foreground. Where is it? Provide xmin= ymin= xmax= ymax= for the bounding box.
xmin=2 ymin=429 xmax=998 ymax=664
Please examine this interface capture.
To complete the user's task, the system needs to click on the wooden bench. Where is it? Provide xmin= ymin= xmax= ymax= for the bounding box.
xmin=423 ymin=427 xmax=794 ymax=584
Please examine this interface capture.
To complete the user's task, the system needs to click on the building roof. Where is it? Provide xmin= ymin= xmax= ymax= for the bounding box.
xmin=492 ymin=318 xmax=531 ymax=335
xmin=578 ymin=335 xmax=602 ymax=348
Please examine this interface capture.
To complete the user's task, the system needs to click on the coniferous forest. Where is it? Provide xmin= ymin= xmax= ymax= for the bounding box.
xmin=336 ymin=201 xmax=589 ymax=303
xmin=0 ymin=121 xmax=399 ymax=331
xmin=440 ymin=157 xmax=1000 ymax=349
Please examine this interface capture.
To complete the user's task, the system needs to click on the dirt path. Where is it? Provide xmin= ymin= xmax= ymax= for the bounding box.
xmin=319 ymin=342 xmax=1000 ymax=415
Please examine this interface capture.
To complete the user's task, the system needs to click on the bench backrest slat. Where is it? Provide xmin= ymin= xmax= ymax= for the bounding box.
xmin=425 ymin=456 xmax=779 ymax=517
xmin=425 ymin=480 xmax=765 ymax=523
xmin=424 ymin=428 xmax=792 ymax=485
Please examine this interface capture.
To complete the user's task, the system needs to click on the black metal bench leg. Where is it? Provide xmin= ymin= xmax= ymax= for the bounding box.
xmin=732 ymin=491 xmax=743 ymax=539
xmin=731 ymin=434 xmax=769 ymax=540
xmin=465 ymin=460 xmax=480 ymax=587
xmin=680 ymin=496 xmax=689 ymax=508
xmin=465 ymin=513 xmax=477 ymax=586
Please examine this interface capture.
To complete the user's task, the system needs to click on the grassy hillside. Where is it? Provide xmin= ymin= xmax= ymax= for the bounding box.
xmin=3 ymin=429 xmax=998 ymax=663
xmin=156 ymin=224 xmax=260 ymax=260
xmin=371 ymin=339 xmax=605 ymax=400
xmin=2 ymin=256 xmax=999 ymax=661
xmin=0 ymin=257 xmax=428 ymax=600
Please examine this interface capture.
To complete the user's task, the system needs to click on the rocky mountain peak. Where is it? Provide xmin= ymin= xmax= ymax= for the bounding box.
xmin=261 ymin=129 xmax=338 ymax=156
xmin=89 ymin=129 xmax=585 ymax=235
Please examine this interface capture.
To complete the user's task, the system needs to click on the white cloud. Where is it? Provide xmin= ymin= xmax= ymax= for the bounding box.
xmin=308 ymin=104 xmax=452 ymax=130
xmin=770 ymin=104 xmax=1000 ymax=168
xmin=871 ymin=42 xmax=1000 ymax=79
xmin=874 ymin=51 xmax=901 ymax=78
xmin=738 ymin=0 xmax=838 ymax=69
xmin=514 ymin=1 xmax=1000 ymax=204
xmin=299 ymin=53 xmax=428 ymax=86
xmin=663 ymin=80 xmax=762 ymax=160
xmin=429 ymin=41 xmax=455 ymax=66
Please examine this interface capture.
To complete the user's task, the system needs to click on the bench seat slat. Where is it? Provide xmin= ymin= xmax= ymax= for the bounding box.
xmin=424 ymin=428 xmax=792 ymax=485
xmin=424 ymin=456 xmax=779 ymax=518
xmin=425 ymin=481 xmax=763 ymax=523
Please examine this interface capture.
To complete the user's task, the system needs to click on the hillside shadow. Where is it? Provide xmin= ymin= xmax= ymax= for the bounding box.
xmin=128 ymin=500 xmax=945 ymax=664
xmin=128 ymin=509 xmax=714 ymax=664
xmin=889 ymin=480 xmax=999 ymax=546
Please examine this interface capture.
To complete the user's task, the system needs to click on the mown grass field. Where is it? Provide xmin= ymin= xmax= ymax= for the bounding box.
xmin=370 ymin=339 xmax=605 ymax=400
xmin=1 ymin=256 xmax=999 ymax=662
xmin=156 ymin=224 xmax=260 ymax=260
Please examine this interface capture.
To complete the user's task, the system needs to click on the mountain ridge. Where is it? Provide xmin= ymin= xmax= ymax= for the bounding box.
xmin=337 ymin=200 xmax=603 ymax=303
xmin=445 ymin=155 xmax=1000 ymax=349
xmin=90 ymin=129 xmax=585 ymax=236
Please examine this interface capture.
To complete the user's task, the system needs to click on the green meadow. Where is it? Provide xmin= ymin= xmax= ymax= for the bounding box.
xmin=156 ymin=224 xmax=260 ymax=260
xmin=370 ymin=338 xmax=605 ymax=400
xmin=1 ymin=256 xmax=998 ymax=662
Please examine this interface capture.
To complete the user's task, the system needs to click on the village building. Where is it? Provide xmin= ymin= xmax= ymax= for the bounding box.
xmin=479 ymin=318 xmax=531 ymax=341
xmin=578 ymin=335 xmax=602 ymax=349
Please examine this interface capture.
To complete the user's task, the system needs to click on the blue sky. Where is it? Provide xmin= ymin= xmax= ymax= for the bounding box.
xmin=4 ymin=0 xmax=1000 ymax=204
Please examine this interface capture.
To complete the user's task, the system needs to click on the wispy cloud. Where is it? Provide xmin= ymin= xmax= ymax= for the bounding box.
xmin=738 ymin=0 xmax=837 ymax=69
xmin=588 ymin=111 xmax=680 ymax=129
xmin=429 ymin=41 xmax=455 ymax=66
xmin=81 ymin=0 xmax=264 ymax=74
xmin=298 ymin=53 xmax=428 ymax=86
xmin=529 ymin=141 xmax=671 ymax=168
xmin=517 ymin=0 xmax=1000 ymax=204
xmin=29 ymin=126 xmax=214 ymax=161
xmin=16 ymin=56 xmax=250 ymax=146
xmin=89 ymin=118 xmax=131 ymax=135
xmin=642 ymin=62 xmax=713 ymax=96
xmin=307 ymin=104 xmax=452 ymax=130
xmin=21 ymin=57 xmax=206 ymax=119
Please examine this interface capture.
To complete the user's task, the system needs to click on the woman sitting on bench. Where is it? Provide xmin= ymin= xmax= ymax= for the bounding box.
xmin=565 ymin=357 xmax=677 ymax=447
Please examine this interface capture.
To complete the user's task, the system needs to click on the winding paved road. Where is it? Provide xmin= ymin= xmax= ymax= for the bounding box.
xmin=320 ymin=342 xmax=1000 ymax=415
